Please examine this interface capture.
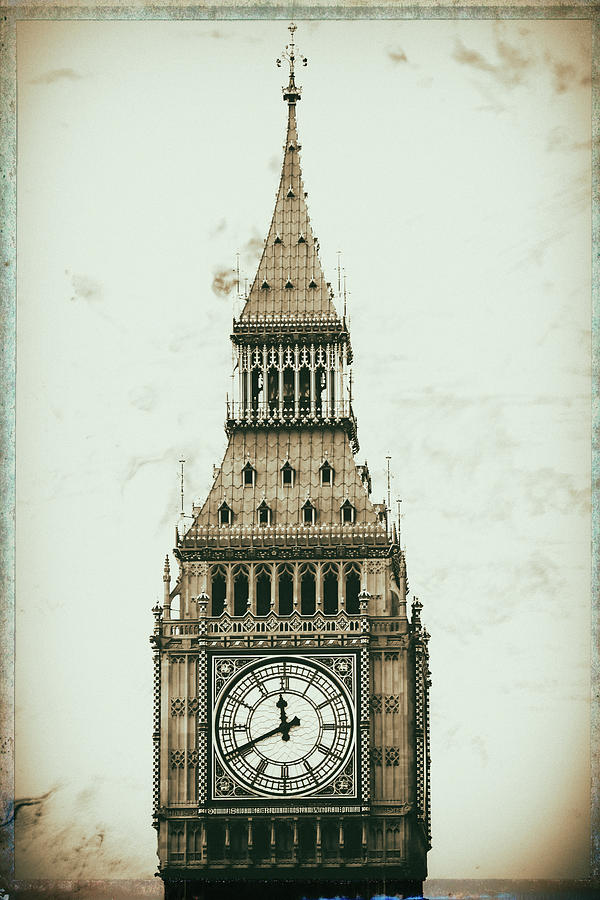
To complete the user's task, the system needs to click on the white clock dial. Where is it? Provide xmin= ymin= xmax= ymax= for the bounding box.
xmin=213 ymin=656 xmax=355 ymax=797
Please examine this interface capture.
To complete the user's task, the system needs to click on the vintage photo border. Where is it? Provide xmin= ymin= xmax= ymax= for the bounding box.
xmin=0 ymin=0 xmax=597 ymax=894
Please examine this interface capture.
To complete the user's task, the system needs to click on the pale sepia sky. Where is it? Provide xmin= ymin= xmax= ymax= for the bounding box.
xmin=15 ymin=17 xmax=591 ymax=882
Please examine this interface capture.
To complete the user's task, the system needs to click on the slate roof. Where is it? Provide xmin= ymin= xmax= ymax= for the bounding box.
xmin=187 ymin=426 xmax=381 ymax=535
xmin=239 ymin=100 xmax=339 ymax=321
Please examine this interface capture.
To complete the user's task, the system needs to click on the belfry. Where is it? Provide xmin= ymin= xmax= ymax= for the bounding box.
xmin=151 ymin=24 xmax=431 ymax=900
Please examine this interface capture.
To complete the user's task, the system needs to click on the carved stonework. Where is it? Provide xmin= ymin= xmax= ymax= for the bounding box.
xmin=170 ymin=698 xmax=185 ymax=716
xmin=370 ymin=695 xmax=382 ymax=713
xmin=385 ymin=747 xmax=400 ymax=767
xmin=370 ymin=748 xmax=383 ymax=766
xmin=170 ymin=750 xmax=186 ymax=769
xmin=384 ymin=695 xmax=400 ymax=714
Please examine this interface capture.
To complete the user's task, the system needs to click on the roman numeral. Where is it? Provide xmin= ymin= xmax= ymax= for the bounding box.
xmin=281 ymin=765 xmax=288 ymax=779
xmin=302 ymin=760 xmax=317 ymax=781
xmin=230 ymin=695 xmax=252 ymax=710
xmin=302 ymin=672 xmax=317 ymax=695
xmin=252 ymin=758 xmax=268 ymax=784
xmin=251 ymin=673 xmax=268 ymax=695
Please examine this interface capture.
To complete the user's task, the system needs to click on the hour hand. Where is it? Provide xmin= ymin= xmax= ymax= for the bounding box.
xmin=280 ymin=715 xmax=300 ymax=742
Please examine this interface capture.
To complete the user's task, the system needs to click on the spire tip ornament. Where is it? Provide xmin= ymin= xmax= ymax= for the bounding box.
xmin=277 ymin=21 xmax=307 ymax=104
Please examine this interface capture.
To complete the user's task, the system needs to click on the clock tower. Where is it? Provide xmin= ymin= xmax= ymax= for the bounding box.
xmin=151 ymin=24 xmax=431 ymax=900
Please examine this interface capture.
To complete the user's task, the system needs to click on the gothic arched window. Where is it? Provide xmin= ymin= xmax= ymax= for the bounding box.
xmin=232 ymin=565 xmax=249 ymax=616
xmin=299 ymin=563 xmax=316 ymax=615
xmin=278 ymin=564 xmax=294 ymax=616
xmin=210 ymin=565 xmax=226 ymax=616
xmin=322 ymin=563 xmax=339 ymax=615
xmin=255 ymin=565 xmax=272 ymax=616
xmin=345 ymin=563 xmax=361 ymax=614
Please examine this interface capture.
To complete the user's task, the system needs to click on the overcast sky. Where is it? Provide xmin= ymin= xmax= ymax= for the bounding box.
xmin=15 ymin=16 xmax=591 ymax=884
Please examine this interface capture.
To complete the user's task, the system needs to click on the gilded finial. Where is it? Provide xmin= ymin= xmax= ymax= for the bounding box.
xmin=277 ymin=21 xmax=307 ymax=104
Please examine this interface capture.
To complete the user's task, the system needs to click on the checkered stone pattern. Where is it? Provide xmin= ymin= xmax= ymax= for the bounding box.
xmin=152 ymin=649 xmax=160 ymax=822
xmin=369 ymin=694 xmax=382 ymax=712
xmin=197 ymin=649 xmax=208 ymax=724
xmin=197 ymin=646 xmax=208 ymax=806
xmin=197 ymin=728 xmax=208 ymax=805
xmin=414 ymin=638 xmax=425 ymax=822
xmin=360 ymin=645 xmax=369 ymax=722
xmin=360 ymin=645 xmax=370 ymax=804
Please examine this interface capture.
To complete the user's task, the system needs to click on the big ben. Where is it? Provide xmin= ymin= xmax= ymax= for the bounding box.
xmin=151 ymin=23 xmax=431 ymax=900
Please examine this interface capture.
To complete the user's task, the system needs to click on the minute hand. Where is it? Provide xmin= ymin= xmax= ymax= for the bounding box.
xmin=228 ymin=716 xmax=300 ymax=757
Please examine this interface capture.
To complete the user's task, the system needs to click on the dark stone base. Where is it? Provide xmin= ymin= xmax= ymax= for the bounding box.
xmin=161 ymin=874 xmax=424 ymax=900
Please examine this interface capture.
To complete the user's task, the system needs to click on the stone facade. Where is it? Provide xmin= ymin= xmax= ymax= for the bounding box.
xmin=151 ymin=24 xmax=431 ymax=900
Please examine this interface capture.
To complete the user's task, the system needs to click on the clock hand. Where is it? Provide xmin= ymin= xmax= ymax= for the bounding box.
xmin=228 ymin=715 xmax=301 ymax=756
xmin=276 ymin=693 xmax=289 ymax=726
xmin=228 ymin=723 xmax=285 ymax=756
xmin=279 ymin=715 xmax=300 ymax=742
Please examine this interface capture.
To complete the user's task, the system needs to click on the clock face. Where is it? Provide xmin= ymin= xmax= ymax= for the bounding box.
xmin=213 ymin=656 xmax=355 ymax=797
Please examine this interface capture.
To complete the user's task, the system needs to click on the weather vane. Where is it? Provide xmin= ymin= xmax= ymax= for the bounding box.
xmin=277 ymin=21 xmax=307 ymax=83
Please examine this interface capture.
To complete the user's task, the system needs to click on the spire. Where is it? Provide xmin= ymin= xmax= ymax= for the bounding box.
xmin=239 ymin=24 xmax=339 ymax=322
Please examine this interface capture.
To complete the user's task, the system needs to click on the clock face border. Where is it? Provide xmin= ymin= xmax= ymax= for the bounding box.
xmin=205 ymin=649 xmax=362 ymax=811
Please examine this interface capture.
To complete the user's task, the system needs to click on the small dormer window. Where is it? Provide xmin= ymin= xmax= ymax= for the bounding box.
xmin=260 ymin=280 xmax=270 ymax=291
xmin=284 ymin=279 xmax=294 ymax=290
xmin=308 ymin=278 xmax=318 ymax=289
xmin=257 ymin=500 xmax=272 ymax=526
xmin=302 ymin=499 xmax=316 ymax=526
xmin=286 ymin=186 xmax=295 ymax=198
xmin=218 ymin=501 xmax=232 ymax=526
xmin=274 ymin=234 xmax=283 ymax=245
xmin=341 ymin=499 xmax=355 ymax=524
xmin=298 ymin=233 xmax=306 ymax=244
xmin=320 ymin=461 xmax=334 ymax=486
xmin=281 ymin=461 xmax=295 ymax=487
xmin=242 ymin=462 xmax=256 ymax=487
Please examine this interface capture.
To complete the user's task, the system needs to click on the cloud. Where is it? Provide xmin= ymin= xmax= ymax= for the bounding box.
xmin=452 ymin=35 xmax=533 ymax=88
xmin=30 ymin=68 xmax=83 ymax=85
xmin=211 ymin=267 xmax=237 ymax=298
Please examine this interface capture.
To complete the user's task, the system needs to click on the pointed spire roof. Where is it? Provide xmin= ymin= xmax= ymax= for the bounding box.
xmin=239 ymin=25 xmax=339 ymax=323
